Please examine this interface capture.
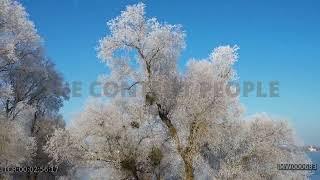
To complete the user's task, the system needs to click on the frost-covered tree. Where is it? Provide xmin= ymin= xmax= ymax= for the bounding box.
xmin=0 ymin=0 xmax=39 ymax=117
xmin=46 ymin=98 xmax=169 ymax=179
xmin=0 ymin=117 xmax=35 ymax=167
xmin=0 ymin=0 xmax=39 ymax=171
xmin=1 ymin=0 xmax=69 ymax=119
xmin=46 ymin=3 xmax=310 ymax=180
xmin=0 ymin=1 xmax=70 ymax=179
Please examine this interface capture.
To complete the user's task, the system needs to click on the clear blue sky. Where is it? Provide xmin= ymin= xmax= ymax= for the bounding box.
xmin=21 ymin=0 xmax=320 ymax=145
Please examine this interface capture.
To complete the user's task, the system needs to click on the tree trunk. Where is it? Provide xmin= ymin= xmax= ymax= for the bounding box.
xmin=157 ymin=104 xmax=194 ymax=180
xmin=5 ymin=99 xmax=9 ymax=119
xmin=30 ymin=112 xmax=38 ymax=135
xmin=183 ymin=158 xmax=194 ymax=180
